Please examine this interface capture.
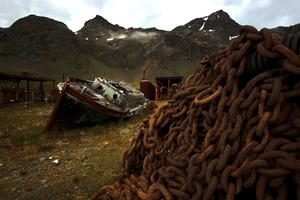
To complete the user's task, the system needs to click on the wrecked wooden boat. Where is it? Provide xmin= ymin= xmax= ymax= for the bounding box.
xmin=46 ymin=77 xmax=149 ymax=129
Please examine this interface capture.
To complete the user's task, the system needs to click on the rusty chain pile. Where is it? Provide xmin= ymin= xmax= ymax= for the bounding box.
xmin=93 ymin=26 xmax=300 ymax=200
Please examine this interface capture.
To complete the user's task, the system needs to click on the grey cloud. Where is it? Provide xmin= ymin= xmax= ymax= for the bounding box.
xmin=224 ymin=0 xmax=300 ymax=29
xmin=30 ymin=1 xmax=71 ymax=22
xmin=0 ymin=0 xmax=299 ymax=31
xmin=85 ymin=0 xmax=105 ymax=8
xmin=221 ymin=0 xmax=244 ymax=6
xmin=0 ymin=0 xmax=71 ymax=28
xmin=0 ymin=0 xmax=31 ymax=27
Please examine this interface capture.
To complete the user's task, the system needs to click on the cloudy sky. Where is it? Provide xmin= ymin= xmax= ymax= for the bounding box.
xmin=0 ymin=0 xmax=299 ymax=32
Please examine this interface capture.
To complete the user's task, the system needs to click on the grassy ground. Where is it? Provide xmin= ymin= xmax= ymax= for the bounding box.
xmin=0 ymin=103 xmax=151 ymax=199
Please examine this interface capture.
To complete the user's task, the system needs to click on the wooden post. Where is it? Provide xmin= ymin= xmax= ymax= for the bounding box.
xmin=32 ymin=90 xmax=35 ymax=102
xmin=40 ymin=80 xmax=44 ymax=103
xmin=27 ymin=80 xmax=30 ymax=101
xmin=16 ymin=90 xmax=19 ymax=102
xmin=16 ymin=80 xmax=20 ymax=102
xmin=0 ymin=89 xmax=3 ymax=104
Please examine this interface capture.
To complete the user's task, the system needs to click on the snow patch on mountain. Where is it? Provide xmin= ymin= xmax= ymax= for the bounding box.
xmin=229 ymin=35 xmax=239 ymax=40
xmin=199 ymin=23 xmax=205 ymax=31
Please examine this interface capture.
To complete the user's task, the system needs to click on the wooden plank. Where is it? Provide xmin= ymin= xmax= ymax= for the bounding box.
xmin=0 ymin=89 xmax=3 ymax=104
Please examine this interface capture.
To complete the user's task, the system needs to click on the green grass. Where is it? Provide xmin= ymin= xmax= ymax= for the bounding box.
xmin=128 ymin=82 xmax=140 ymax=90
xmin=0 ymin=104 xmax=52 ymax=146
xmin=173 ymin=59 xmax=199 ymax=77
xmin=0 ymin=104 xmax=149 ymax=199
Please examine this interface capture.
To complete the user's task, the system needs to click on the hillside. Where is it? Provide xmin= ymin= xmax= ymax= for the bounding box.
xmin=0 ymin=10 xmax=299 ymax=81
xmin=0 ymin=15 xmax=115 ymax=79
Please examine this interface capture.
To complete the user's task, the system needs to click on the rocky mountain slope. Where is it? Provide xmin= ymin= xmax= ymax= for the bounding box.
xmin=0 ymin=15 xmax=103 ymax=79
xmin=0 ymin=10 xmax=299 ymax=81
xmin=271 ymin=24 xmax=300 ymax=36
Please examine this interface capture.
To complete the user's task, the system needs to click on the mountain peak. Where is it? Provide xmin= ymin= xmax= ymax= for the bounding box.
xmin=9 ymin=14 xmax=69 ymax=33
xmin=172 ymin=10 xmax=240 ymax=37
xmin=208 ymin=9 xmax=230 ymax=20
xmin=212 ymin=9 xmax=228 ymax=15
xmin=83 ymin=15 xmax=111 ymax=27
xmin=78 ymin=15 xmax=124 ymax=39
xmin=95 ymin=15 xmax=106 ymax=19
xmin=80 ymin=14 xmax=124 ymax=34
xmin=90 ymin=15 xmax=110 ymax=25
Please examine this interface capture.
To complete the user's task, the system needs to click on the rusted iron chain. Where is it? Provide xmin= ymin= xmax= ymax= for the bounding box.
xmin=93 ymin=26 xmax=300 ymax=200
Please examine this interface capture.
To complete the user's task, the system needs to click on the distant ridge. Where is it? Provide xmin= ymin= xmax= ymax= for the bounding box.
xmin=0 ymin=10 xmax=299 ymax=81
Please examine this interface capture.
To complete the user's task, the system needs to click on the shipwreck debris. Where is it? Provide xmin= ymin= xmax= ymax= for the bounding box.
xmin=46 ymin=77 xmax=149 ymax=129
xmin=140 ymin=80 xmax=156 ymax=100
xmin=93 ymin=26 xmax=300 ymax=199
xmin=155 ymin=76 xmax=183 ymax=100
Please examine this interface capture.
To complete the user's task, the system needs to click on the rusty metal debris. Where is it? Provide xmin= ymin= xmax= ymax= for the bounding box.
xmin=140 ymin=80 xmax=156 ymax=100
xmin=93 ymin=26 xmax=300 ymax=200
xmin=0 ymin=72 xmax=56 ymax=104
xmin=46 ymin=77 xmax=149 ymax=128
xmin=156 ymin=76 xmax=183 ymax=100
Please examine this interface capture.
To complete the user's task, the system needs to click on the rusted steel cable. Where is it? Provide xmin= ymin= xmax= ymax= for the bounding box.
xmin=93 ymin=26 xmax=300 ymax=200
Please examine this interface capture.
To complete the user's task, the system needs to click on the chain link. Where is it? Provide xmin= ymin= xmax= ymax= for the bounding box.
xmin=93 ymin=25 xmax=300 ymax=200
